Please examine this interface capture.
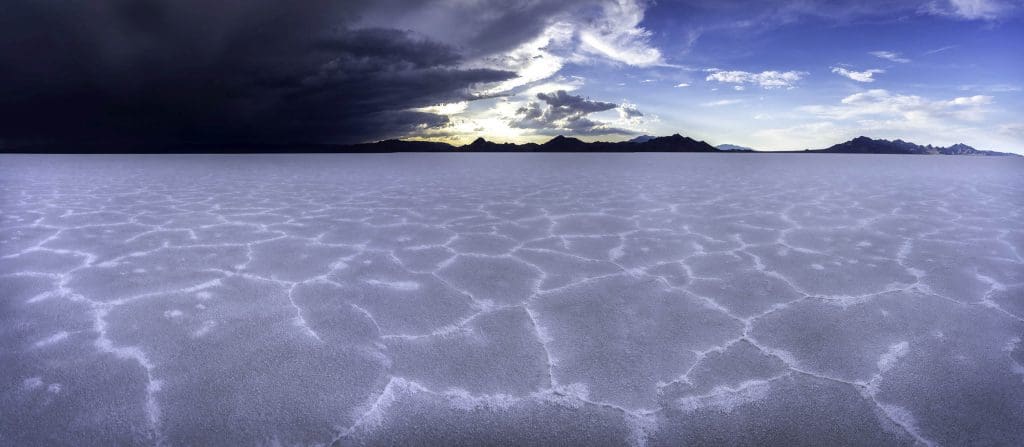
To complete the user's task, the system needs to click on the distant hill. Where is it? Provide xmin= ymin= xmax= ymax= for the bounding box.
xmin=348 ymin=139 xmax=455 ymax=153
xmin=540 ymin=135 xmax=590 ymax=151
xmin=638 ymin=134 xmax=719 ymax=152
xmin=717 ymin=144 xmax=755 ymax=152
xmin=814 ymin=136 xmax=1016 ymax=156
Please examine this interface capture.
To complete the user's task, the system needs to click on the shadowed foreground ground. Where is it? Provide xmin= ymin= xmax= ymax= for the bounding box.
xmin=1 ymin=154 xmax=1022 ymax=446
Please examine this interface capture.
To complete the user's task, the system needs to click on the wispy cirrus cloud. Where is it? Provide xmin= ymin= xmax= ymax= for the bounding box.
xmin=870 ymin=51 xmax=911 ymax=63
xmin=921 ymin=0 xmax=1016 ymax=20
xmin=702 ymin=99 xmax=744 ymax=107
xmin=577 ymin=0 xmax=666 ymax=67
xmin=957 ymin=84 xmax=1022 ymax=93
xmin=924 ymin=44 xmax=959 ymax=55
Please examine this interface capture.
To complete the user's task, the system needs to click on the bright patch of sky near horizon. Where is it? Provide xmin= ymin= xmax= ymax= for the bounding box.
xmin=397 ymin=0 xmax=1024 ymax=153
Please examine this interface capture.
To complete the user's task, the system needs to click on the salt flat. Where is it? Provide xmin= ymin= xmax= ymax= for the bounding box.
xmin=1 ymin=153 xmax=1022 ymax=446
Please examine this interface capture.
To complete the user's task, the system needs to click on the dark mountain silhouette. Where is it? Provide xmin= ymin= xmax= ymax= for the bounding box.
xmin=628 ymin=135 xmax=656 ymax=143
xmin=813 ymin=136 xmax=1014 ymax=156
xmin=348 ymin=139 xmax=455 ymax=153
xmin=640 ymin=134 xmax=719 ymax=152
xmin=455 ymin=134 xmax=721 ymax=153
xmin=2 ymin=134 xmax=1017 ymax=155
xmin=466 ymin=137 xmax=527 ymax=152
xmin=540 ymin=135 xmax=590 ymax=151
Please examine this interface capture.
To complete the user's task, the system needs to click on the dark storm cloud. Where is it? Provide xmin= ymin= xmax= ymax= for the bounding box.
xmin=348 ymin=0 xmax=603 ymax=57
xmin=0 ymin=0 xmax=519 ymax=144
xmin=512 ymin=90 xmax=633 ymax=135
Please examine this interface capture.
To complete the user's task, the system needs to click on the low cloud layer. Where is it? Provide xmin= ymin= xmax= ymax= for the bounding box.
xmin=751 ymin=88 xmax=1000 ymax=149
xmin=803 ymin=89 xmax=994 ymax=122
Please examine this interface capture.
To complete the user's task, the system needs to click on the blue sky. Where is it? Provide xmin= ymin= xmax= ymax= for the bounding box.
xmin=402 ymin=0 xmax=1024 ymax=152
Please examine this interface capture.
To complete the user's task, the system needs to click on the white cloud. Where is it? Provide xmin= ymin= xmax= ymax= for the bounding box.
xmin=411 ymin=102 xmax=469 ymax=116
xmin=923 ymin=0 xmax=1012 ymax=20
xmin=616 ymin=100 xmax=654 ymax=131
xmin=674 ymin=83 xmax=690 ymax=88
xmin=702 ymin=99 xmax=743 ymax=107
xmin=409 ymin=0 xmax=671 ymax=144
xmin=521 ymin=76 xmax=586 ymax=97
xmin=476 ymin=23 xmax=573 ymax=96
xmin=951 ymin=0 xmax=1006 ymax=18
xmin=705 ymin=69 xmax=807 ymax=89
xmin=946 ymin=95 xmax=994 ymax=106
xmin=578 ymin=0 xmax=665 ymax=67
xmin=619 ymin=101 xmax=644 ymax=120
xmin=831 ymin=67 xmax=884 ymax=82
xmin=471 ymin=0 xmax=668 ymax=98
xmin=869 ymin=51 xmax=910 ymax=63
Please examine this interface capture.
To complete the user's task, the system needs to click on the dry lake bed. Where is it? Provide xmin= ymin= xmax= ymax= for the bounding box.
xmin=1 ymin=153 xmax=1022 ymax=446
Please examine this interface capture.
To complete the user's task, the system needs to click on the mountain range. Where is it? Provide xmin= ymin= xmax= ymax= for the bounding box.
xmin=345 ymin=134 xmax=721 ymax=153
xmin=3 ymin=136 xmax=1018 ymax=156
xmin=813 ymin=136 xmax=1012 ymax=156
xmin=347 ymin=135 xmax=1016 ymax=156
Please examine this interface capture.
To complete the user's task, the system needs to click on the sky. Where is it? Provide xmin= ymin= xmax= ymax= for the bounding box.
xmin=1 ymin=0 xmax=1022 ymax=152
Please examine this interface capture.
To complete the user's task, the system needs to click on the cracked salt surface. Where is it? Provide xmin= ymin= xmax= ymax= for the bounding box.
xmin=1 ymin=153 xmax=1022 ymax=446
